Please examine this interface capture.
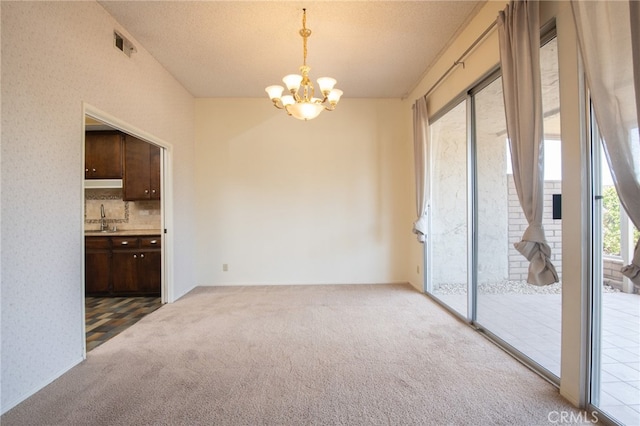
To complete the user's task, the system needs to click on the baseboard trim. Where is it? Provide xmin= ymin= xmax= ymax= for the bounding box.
xmin=197 ymin=281 xmax=410 ymax=287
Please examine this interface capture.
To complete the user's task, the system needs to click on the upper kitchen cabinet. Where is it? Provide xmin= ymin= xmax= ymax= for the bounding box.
xmin=85 ymin=131 xmax=123 ymax=179
xmin=123 ymin=135 xmax=161 ymax=201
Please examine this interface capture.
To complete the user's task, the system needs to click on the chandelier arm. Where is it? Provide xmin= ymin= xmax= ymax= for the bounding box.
xmin=271 ymin=99 xmax=285 ymax=110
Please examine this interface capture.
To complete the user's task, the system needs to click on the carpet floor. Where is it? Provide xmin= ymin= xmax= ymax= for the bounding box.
xmin=3 ymin=284 xmax=590 ymax=425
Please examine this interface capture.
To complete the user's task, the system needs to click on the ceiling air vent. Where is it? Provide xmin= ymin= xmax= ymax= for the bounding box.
xmin=114 ymin=30 xmax=137 ymax=57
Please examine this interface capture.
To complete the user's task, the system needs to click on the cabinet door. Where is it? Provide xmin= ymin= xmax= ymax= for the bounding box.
xmin=85 ymin=251 xmax=111 ymax=295
xmin=112 ymin=251 xmax=139 ymax=294
xmin=85 ymin=132 xmax=123 ymax=179
xmin=123 ymin=135 xmax=151 ymax=200
xmin=149 ymin=145 xmax=161 ymax=200
xmin=138 ymin=250 xmax=161 ymax=295
xmin=85 ymin=237 xmax=111 ymax=295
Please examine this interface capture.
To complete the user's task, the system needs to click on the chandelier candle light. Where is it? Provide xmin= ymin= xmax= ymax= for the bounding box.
xmin=265 ymin=9 xmax=343 ymax=121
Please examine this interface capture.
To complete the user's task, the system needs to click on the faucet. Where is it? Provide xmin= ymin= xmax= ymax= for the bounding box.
xmin=100 ymin=204 xmax=107 ymax=231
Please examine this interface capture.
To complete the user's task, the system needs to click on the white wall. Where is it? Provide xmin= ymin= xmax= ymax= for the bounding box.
xmin=194 ymin=98 xmax=413 ymax=286
xmin=1 ymin=1 xmax=196 ymax=412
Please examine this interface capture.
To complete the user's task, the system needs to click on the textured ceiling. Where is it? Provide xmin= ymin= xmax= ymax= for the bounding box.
xmin=98 ymin=1 xmax=483 ymax=99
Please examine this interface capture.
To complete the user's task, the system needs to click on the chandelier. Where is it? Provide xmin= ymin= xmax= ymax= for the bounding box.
xmin=265 ymin=9 xmax=343 ymax=121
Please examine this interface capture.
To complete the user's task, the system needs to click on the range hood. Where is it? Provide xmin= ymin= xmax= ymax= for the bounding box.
xmin=84 ymin=179 xmax=123 ymax=189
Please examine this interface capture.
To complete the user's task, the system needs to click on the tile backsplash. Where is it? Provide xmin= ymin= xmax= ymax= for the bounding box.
xmin=85 ymin=188 xmax=161 ymax=231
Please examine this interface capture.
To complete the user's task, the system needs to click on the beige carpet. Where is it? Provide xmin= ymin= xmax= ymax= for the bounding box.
xmin=3 ymin=284 xmax=589 ymax=425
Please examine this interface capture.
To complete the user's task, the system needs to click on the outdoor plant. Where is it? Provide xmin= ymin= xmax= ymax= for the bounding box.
xmin=602 ymin=185 xmax=640 ymax=256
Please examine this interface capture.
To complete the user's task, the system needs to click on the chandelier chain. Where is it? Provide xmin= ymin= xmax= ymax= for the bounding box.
xmin=300 ymin=8 xmax=310 ymax=66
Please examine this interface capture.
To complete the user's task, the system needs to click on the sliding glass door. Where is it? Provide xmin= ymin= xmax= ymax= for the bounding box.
xmin=474 ymin=37 xmax=562 ymax=378
xmin=426 ymin=35 xmax=562 ymax=380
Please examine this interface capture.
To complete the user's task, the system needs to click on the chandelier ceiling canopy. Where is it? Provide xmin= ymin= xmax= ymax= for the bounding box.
xmin=265 ymin=9 xmax=343 ymax=121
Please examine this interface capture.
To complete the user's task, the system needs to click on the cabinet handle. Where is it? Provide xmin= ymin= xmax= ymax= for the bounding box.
xmin=145 ymin=189 xmax=149 ymax=194
xmin=150 ymin=240 xmax=157 ymax=244
xmin=152 ymin=189 xmax=156 ymax=194
xmin=92 ymin=168 xmax=96 ymax=172
xmin=133 ymin=254 xmax=137 ymax=258
xmin=85 ymin=168 xmax=89 ymax=172
xmin=140 ymin=254 xmax=145 ymax=258
xmin=121 ymin=241 xmax=128 ymax=245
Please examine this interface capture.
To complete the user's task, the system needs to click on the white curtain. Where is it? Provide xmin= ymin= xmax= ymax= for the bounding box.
xmin=498 ymin=0 xmax=559 ymax=286
xmin=572 ymin=0 xmax=640 ymax=287
xmin=413 ymin=96 xmax=429 ymax=243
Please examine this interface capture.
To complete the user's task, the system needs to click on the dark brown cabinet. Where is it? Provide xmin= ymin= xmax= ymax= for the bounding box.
xmin=85 ymin=237 xmax=111 ymax=295
xmin=123 ymin=135 xmax=161 ymax=201
xmin=138 ymin=237 xmax=162 ymax=293
xmin=85 ymin=131 xmax=123 ymax=179
xmin=111 ymin=236 xmax=161 ymax=295
xmin=85 ymin=235 xmax=161 ymax=296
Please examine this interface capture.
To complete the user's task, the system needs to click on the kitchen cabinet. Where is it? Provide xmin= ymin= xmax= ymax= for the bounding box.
xmin=85 ymin=131 xmax=123 ymax=179
xmin=138 ymin=238 xmax=162 ymax=294
xmin=85 ymin=234 xmax=161 ymax=296
xmin=111 ymin=236 xmax=161 ymax=295
xmin=123 ymin=135 xmax=161 ymax=201
xmin=85 ymin=237 xmax=111 ymax=295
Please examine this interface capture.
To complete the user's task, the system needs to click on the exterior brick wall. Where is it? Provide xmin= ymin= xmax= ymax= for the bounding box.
xmin=508 ymin=178 xmax=562 ymax=281
xmin=603 ymin=256 xmax=625 ymax=290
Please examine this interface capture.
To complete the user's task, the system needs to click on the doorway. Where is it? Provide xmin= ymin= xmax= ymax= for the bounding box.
xmin=82 ymin=104 xmax=173 ymax=355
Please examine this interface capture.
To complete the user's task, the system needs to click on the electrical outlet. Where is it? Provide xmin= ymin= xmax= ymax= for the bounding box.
xmin=222 ymin=264 xmax=228 ymax=272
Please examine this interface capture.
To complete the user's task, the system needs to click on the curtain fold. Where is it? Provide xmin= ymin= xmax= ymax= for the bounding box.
xmin=572 ymin=0 xmax=640 ymax=287
xmin=498 ymin=0 xmax=558 ymax=286
xmin=412 ymin=96 xmax=429 ymax=243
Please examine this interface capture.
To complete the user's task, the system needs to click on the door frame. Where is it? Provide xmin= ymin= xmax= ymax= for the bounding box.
xmin=81 ymin=103 xmax=175 ymax=357
xmin=587 ymin=101 xmax=602 ymax=409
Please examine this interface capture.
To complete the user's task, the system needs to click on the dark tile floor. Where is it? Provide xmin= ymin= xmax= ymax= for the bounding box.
xmin=85 ymin=296 xmax=162 ymax=351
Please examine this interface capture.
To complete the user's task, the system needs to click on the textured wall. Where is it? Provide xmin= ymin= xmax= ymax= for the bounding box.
xmin=194 ymin=98 xmax=413 ymax=286
xmin=1 ymin=1 xmax=195 ymax=412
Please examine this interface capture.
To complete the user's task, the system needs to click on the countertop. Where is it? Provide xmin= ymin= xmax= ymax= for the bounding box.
xmin=85 ymin=229 xmax=162 ymax=237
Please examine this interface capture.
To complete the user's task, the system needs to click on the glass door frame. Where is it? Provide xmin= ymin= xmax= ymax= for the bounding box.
xmin=585 ymin=100 xmax=635 ymax=426
xmin=423 ymin=92 xmax=472 ymax=322
xmin=587 ymin=101 xmax=602 ymax=410
xmin=469 ymin=66 xmax=561 ymax=386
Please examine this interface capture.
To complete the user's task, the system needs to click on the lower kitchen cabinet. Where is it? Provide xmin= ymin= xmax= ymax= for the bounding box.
xmin=85 ymin=235 xmax=161 ymax=296
xmin=111 ymin=236 xmax=161 ymax=295
xmin=137 ymin=251 xmax=162 ymax=293
xmin=111 ymin=250 xmax=139 ymax=293
xmin=138 ymin=240 xmax=162 ymax=294
xmin=85 ymin=237 xmax=111 ymax=295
